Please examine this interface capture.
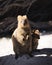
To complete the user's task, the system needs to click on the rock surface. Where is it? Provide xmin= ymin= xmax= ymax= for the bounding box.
xmin=0 ymin=0 xmax=52 ymax=36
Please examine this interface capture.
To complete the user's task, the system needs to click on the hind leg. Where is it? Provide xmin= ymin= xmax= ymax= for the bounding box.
xmin=15 ymin=53 xmax=19 ymax=59
xmin=28 ymin=51 xmax=34 ymax=57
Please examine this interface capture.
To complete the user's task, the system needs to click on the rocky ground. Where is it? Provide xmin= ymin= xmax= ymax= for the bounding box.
xmin=0 ymin=32 xmax=52 ymax=65
xmin=0 ymin=0 xmax=52 ymax=35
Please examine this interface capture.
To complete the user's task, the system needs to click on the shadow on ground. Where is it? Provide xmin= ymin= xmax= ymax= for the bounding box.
xmin=0 ymin=48 xmax=52 ymax=65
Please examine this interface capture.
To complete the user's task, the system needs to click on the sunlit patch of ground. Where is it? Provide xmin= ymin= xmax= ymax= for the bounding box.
xmin=0 ymin=38 xmax=14 ymax=57
xmin=38 ymin=34 xmax=52 ymax=49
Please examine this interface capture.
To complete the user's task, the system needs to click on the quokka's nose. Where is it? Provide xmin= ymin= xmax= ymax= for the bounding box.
xmin=22 ymin=20 xmax=27 ymax=25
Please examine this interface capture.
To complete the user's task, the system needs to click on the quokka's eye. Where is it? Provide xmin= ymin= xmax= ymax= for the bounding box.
xmin=25 ymin=20 xmax=27 ymax=24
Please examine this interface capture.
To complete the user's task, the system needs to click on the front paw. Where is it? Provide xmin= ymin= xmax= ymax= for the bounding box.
xmin=26 ymin=35 xmax=29 ymax=40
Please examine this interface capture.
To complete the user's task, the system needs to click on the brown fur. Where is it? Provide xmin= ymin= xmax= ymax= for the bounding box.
xmin=32 ymin=29 xmax=40 ymax=51
xmin=12 ymin=15 xmax=33 ymax=59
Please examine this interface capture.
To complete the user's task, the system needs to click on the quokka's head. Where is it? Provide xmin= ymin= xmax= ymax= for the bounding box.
xmin=32 ymin=29 xmax=40 ymax=39
xmin=17 ymin=15 xmax=30 ymax=28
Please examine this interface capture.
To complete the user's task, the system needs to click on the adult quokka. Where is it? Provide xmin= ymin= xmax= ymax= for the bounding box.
xmin=12 ymin=15 xmax=33 ymax=59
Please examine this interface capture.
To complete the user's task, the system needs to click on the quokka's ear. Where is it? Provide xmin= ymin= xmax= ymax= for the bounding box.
xmin=23 ymin=15 xmax=27 ymax=19
xmin=17 ymin=15 xmax=22 ymax=21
